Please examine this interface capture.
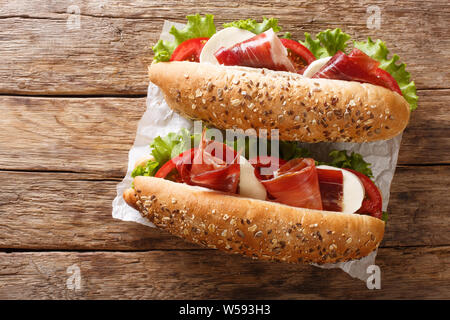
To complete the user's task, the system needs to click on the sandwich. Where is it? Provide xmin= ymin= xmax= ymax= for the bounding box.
xmin=123 ymin=15 xmax=417 ymax=264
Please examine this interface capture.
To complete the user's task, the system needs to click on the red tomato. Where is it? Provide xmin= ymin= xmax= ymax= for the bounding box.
xmin=280 ymin=38 xmax=316 ymax=74
xmin=154 ymin=148 xmax=196 ymax=179
xmin=344 ymin=169 xmax=383 ymax=219
xmin=170 ymin=37 xmax=210 ymax=62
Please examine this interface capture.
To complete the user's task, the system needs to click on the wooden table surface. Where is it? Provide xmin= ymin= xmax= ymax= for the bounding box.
xmin=0 ymin=0 xmax=449 ymax=299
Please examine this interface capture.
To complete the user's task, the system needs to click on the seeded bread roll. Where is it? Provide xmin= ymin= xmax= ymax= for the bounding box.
xmin=149 ymin=61 xmax=410 ymax=142
xmin=123 ymin=176 xmax=384 ymax=264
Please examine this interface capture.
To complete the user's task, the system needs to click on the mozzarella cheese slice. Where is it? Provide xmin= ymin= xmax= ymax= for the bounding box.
xmin=302 ymin=56 xmax=331 ymax=78
xmin=316 ymin=165 xmax=365 ymax=214
xmin=199 ymin=27 xmax=256 ymax=65
xmin=238 ymin=156 xmax=267 ymax=200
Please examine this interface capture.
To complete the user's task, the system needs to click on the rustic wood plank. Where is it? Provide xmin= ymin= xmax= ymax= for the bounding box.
xmin=0 ymin=0 xmax=448 ymax=95
xmin=0 ymin=171 xmax=197 ymax=250
xmin=0 ymin=96 xmax=145 ymax=176
xmin=0 ymin=93 xmax=448 ymax=177
xmin=0 ymin=166 xmax=448 ymax=250
xmin=400 ymin=89 xmax=450 ymax=164
xmin=0 ymin=246 xmax=448 ymax=299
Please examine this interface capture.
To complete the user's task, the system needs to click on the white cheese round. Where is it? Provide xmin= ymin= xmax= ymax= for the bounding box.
xmin=302 ymin=56 xmax=332 ymax=78
xmin=238 ymin=156 xmax=267 ymax=200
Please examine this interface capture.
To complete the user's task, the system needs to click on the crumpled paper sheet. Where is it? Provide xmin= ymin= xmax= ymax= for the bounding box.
xmin=112 ymin=21 xmax=403 ymax=282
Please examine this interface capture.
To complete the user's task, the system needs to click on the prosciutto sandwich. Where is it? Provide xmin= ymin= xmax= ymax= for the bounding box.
xmin=149 ymin=15 xmax=417 ymax=143
xmin=124 ymin=129 xmax=386 ymax=264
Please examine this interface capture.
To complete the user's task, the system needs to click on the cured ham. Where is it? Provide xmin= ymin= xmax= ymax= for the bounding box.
xmin=260 ymin=158 xmax=323 ymax=210
xmin=214 ymin=29 xmax=296 ymax=72
xmin=312 ymin=48 xmax=402 ymax=94
xmin=317 ymin=168 xmax=344 ymax=212
xmin=249 ymin=156 xmax=287 ymax=181
xmin=155 ymin=134 xmax=240 ymax=193
xmin=185 ymin=138 xmax=240 ymax=193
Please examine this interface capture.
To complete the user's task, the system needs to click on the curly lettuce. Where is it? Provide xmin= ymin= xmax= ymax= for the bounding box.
xmin=152 ymin=14 xmax=216 ymax=63
xmin=131 ymin=160 xmax=159 ymax=178
xmin=132 ymin=128 xmax=196 ymax=178
xmin=325 ymin=150 xmax=373 ymax=178
xmin=279 ymin=141 xmax=311 ymax=160
xmin=354 ymin=38 xmax=418 ymax=111
xmin=300 ymin=28 xmax=351 ymax=59
xmin=223 ymin=17 xmax=281 ymax=34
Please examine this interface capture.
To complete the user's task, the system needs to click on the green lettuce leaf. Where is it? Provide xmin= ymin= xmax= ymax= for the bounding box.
xmin=300 ymin=28 xmax=351 ymax=59
xmin=170 ymin=14 xmax=216 ymax=44
xmin=131 ymin=128 xmax=197 ymax=180
xmin=152 ymin=14 xmax=216 ymax=63
xmin=281 ymin=32 xmax=292 ymax=39
xmin=152 ymin=40 xmax=177 ymax=63
xmin=279 ymin=141 xmax=311 ymax=160
xmin=326 ymin=150 xmax=373 ymax=178
xmin=382 ymin=211 xmax=388 ymax=223
xmin=223 ymin=17 xmax=281 ymax=34
xmin=354 ymin=37 xmax=418 ymax=111
xmin=131 ymin=160 xmax=159 ymax=178
xmin=150 ymin=128 xmax=194 ymax=165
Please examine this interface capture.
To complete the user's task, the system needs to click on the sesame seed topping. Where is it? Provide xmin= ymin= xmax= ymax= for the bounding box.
xmin=236 ymin=229 xmax=245 ymax=238
xmin=231 ymin=99 xmax=241 ymax=107
xmin=254 ymin=231 xmax=263 ymax=238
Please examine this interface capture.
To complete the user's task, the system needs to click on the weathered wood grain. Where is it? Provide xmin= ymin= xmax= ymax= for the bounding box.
xmin=0 ymin=0 xmax=448 ymax=95
xmin=0 ymin=246 xmax=448 ymax=299
xmin=0 ymin=93 xmax=448 ymax=178
xmin=401 ymin=89 xmax=450 ymax=164
xmin=0 ymin=166 xmax=448 ymax=250
xmin=0 ymin=171 xmax=197 ymax=250
xmin=0 ymin=96 xmax=145 ymax=176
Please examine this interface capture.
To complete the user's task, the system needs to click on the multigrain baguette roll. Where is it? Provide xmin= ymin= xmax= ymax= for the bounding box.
xmin=123 ymin=176 xmax=384 ymax=264
xmin=149 ymin=61 xmax=410 ymax=142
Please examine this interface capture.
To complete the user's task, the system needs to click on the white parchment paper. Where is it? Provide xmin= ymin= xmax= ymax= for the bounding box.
xmin=112 ymin=21 xmax=403 ymax=282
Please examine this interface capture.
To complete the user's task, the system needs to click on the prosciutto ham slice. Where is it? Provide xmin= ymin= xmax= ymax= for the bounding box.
xmin=260 ymin=158 xmax=323 ymax=210
xmin=317 ymin=168 xmax=344 ymax=212
xmin=176 ymin=135 xmax=240 ymax=193
xmin=312 ymin=48 xmax=402 ymax=94
xmin=214 ymin=29 xmax=296 ymax=72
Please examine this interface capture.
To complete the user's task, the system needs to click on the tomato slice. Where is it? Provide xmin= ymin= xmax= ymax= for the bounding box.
xmin=170 ymin=37 xmax=210 ymax=62
xmin=154 ymin=148 xmax=196 ymax=179
xmin=249 ymin=156 xmax=287 ymax=180
xmin=280 ymin=38 xmax=316 ymax=74
xmin=344 ymin=169 xmax=383 ymax=219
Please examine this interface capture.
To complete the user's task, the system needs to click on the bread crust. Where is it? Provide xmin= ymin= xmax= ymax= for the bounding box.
xmin=124 ymin=176 xmax=385 ymax=264
xmin=149 ymin=61 xmax=410 ymax=142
